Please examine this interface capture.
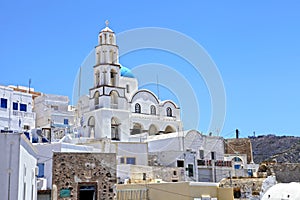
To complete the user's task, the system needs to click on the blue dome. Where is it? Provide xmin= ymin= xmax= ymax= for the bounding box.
xmin=120 ymin=66 xmax=135 ymax=78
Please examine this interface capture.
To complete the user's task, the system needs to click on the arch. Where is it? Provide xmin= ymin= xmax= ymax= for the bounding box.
xmin=110 ymin=90 xmax=118 ymax=108
xmin=110 ymin=69 xmax=117 ymax=86
xmin=166 ymin=107 xmax=172 ymax=117
xmin=164 ymin=125 xmax=176 ymax=134
xmin=99 ymin=35 xmax=102 ymax=45
xmin=232 ymin=157 xmax=242 ymax=162
xmin=95 ymin=70 xmax=100 ymax=86
xmin=161 ymin=100 xmax=178 ymax=108
xmin=94 ymin=91 xmax=100 ymax=106
xmin=104 ymin=33 xmax=107 ymax=44
xmin=110 ymin=50 xmax=114 ymax=64
xmin=149 ymin=124 xmax=158 ymax=136
xmin=111 ymin=117 xmax=120 ymax=140
xmin=135 ymin=103 xmax=141 ymax=113
xmin=109 ymin=34 xmax=113 ymax=44
xmin=150 ymin=105 xmax=156 ymax=115
xmin=88 ymin=116 xmax=95 ymax=138
xmin=130 ymin=89 xmax=159 ymax=104
xmin=131 ymin=123 xmax=143 ymax=135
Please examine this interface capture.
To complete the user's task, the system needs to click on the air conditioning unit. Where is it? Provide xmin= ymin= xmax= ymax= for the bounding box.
xmin=37 ymin=178 xmax=47 ymax=190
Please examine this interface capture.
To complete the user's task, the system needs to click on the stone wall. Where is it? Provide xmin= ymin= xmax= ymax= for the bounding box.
xmin=273 ymin=163 xmax=300 ymax=183
xmin=220 ymin=177 xmax=267 ymax=199
xmin=52 ymin=152 xmax=116 ymax=200
xmin=225 ymin=138 xmax=253 ymax=164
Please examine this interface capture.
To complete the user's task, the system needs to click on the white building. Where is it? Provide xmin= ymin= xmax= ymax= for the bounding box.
xmin=33 ymin=94 xmax=75 ymax=141
xmin=34 ymin=140 xmax=95 ymax=191
xmin=0 ymin=85 xmax=36 ymax=132
xmin=0 ymin=132 xmax=38 ymax=200
xmin=261 ymin=182 xmax=300 ymax=200
xmin=147 ymin=130 xmax=232 ymax=182
xmin=76 ymin=23 xmax=182 ymax=142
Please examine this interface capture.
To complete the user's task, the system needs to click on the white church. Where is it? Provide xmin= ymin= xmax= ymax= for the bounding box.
xmin=76 ymin=22 xmax=183 ymax=142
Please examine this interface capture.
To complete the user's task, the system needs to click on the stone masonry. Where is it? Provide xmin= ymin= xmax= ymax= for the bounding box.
xmin=52 ymin=152 xmax=116 ymax=200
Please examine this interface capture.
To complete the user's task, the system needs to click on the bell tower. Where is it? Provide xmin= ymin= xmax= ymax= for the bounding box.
xmin=94 ymin=20 xmax=120 ymax=87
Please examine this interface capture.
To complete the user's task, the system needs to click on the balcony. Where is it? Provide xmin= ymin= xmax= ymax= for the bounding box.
xmin=12 ymin=110 xmax=35 ymax=118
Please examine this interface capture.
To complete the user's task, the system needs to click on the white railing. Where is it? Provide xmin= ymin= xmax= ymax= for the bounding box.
xmin=111 ymin=103 xmax=118 ymax=109
xmin=12 ymin=110 xmax=34 ymax=118
xmin=131 ymin=113 xmax=177 ymax=121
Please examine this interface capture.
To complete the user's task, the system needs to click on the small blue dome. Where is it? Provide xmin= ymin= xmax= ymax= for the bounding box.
xmin=120 ymin=66 xmax=135 ymax=78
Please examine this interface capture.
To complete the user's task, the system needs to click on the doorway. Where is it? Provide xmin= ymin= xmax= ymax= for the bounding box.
xmin=78 ymin=185 xmax=96 ymax=200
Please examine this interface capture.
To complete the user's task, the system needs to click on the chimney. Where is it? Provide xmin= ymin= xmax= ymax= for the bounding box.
xmin=236 ymin=129 xmax=239 ymax=139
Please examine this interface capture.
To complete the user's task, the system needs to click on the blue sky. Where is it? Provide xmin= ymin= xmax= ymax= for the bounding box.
xmin=1 ymin=1 xmax=300 ymax=137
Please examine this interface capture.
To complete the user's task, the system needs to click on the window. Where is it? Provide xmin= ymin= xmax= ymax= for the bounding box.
xmin=126 ymin=157 xmax=136 ymax=165
xmin=37 ymin=163 xmax=44 ymax=178
xmin=126 ymin=84 xmax=130 ymax=93
xmin=135 ymin=103 xmax=141 ymax=113
xmin=111 ymin=117 xmax=120 ymax=140
xmin=199 ymin=150 xmax=204 ymax=159
xmin=13 ymin=102 xmax=18 ymax=110
xmin=188 ymin=164 xmax=194 ymax=177
xmin=24 ymin=125 xmax=30 ymax=130
xmin=234 ymin=157 xmax=242 ymax=162
xmin=177 ymin=160 xmax=184 ymax=167
xmin=166 ymin=107 xmax=172 ymax=117
xmin=51 ymin=105 xmax=58 ymax=110
xmin=120 ymin=157 xmax=125 ymax=164
xmin=1 ymin=98 xmax=7 ymax=109
xmin=20 ymin=103 xmax=27 ymax=112
xmin=150 ymin=105 xmax=156 ymax=115
xmin=64 ymin=119 xmax=69 ymax=125
xmin=211 ymin=152 xmax=216 ymax=160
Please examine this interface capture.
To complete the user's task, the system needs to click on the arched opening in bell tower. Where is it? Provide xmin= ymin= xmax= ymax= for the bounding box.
xmin=110 ymin=69 xmax=117 ymax=86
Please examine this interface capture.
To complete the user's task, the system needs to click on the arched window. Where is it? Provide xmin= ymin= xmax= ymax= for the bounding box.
xmin=111 ymin=117 xmax=120 ymax=140
xmin=97 ymin=51 xmax=101 ymax=64
xmin=149 ymin=124 xmax=158 ymax=136
xmin=104 ymin=33 xmax=107 ymax=44
xmin=165 ymin=125 xmax=175 ymax=134
xmin=166 ymin=107 xmax=172 ymax=117
xmin=94 ymin=91 xmax=100 ymax=107
xmin=95 ymin=70 xmax=100 ymax=86
xmin=110 ymin=50 xmax=114 ymax=64
xmin=88 ymin=116 xmax=95 ymax=138
xmin=99 ymin=35 xmax=102 ymax=45
xmin=110 ymin=69 xmax=116 ymax=86
xmin=109 ymin=34 xmax=113 ymax=44
xmin=150 ymin=105 xmax=156 ymax=115
xmin=110 ymin=91 xmax=118 ymax=109
xmin=131 ymin=123 xmax=143 ymax=135
xmin=135 ymin=103 xmax=141 ymax=113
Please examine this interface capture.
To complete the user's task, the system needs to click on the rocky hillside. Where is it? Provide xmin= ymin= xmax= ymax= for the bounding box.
xmin=250 ymin=135 xmax=300 ymax=163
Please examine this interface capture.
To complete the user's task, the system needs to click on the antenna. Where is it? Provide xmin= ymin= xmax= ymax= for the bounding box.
xmin=28 ymin=78 xmax=31 ymax=93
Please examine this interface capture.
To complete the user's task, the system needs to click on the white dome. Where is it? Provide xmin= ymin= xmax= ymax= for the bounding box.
xmin=261 ymin=182 xmax=300 ymax=200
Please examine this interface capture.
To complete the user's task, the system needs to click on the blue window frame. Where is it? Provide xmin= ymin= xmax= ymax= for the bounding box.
xmin=20 ymin=103 xmax=27 ymax=112
xmin=64 ymin=119 xmax=69 ymax=125
xmin=1 ymin=98 xmax=7 ymax=109
xmin=37 ymin=163 xmax=44 ymax=178
xmin=13 ymin=102 xmax=18 ymax=110
xmin=126 ymin=157 xmax=136 ymax=165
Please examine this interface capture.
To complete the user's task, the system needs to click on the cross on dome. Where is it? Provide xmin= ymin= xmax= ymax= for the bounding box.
xmin=105 ymin=20 xmax=109 ymax=27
